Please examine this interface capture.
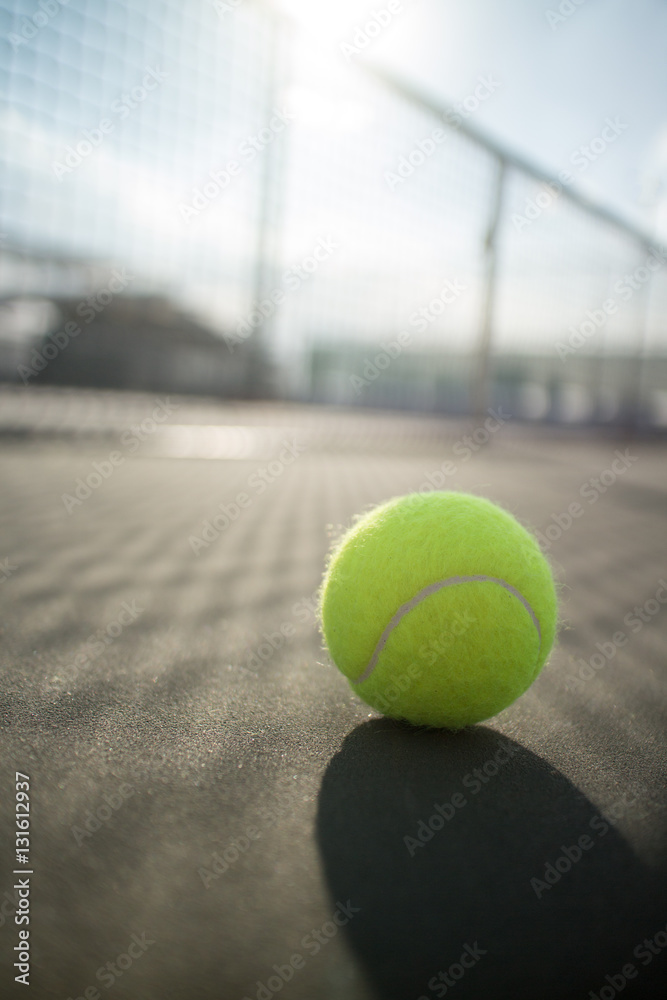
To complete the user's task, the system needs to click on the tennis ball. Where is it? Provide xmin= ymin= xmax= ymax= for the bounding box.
xmin=320 ymin=491 xmax=558 ymax=729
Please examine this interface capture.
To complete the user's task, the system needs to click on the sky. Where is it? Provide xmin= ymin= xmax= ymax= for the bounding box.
xmin=277 ymin=0 xmax=667 ymax=241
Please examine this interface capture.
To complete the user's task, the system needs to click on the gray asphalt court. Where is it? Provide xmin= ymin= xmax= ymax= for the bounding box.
xmin=0 ymin=388 xmax=666 ymax=1000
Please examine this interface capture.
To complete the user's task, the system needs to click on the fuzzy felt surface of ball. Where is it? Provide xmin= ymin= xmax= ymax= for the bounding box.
xmin=319 ymin=491 xmax=558 ymax=729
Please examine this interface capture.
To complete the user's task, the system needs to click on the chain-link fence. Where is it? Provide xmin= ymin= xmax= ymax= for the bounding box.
xmin=1 ymin=0 xmax=665 ymax=426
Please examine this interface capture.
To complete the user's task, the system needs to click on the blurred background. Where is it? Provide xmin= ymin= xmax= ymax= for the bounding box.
xmin=1 ymin=0 xmax=666 ymax=428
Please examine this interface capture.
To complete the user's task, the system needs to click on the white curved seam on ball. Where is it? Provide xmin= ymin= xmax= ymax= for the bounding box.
xmin=355 ymin=575 xmax=542 ymax=684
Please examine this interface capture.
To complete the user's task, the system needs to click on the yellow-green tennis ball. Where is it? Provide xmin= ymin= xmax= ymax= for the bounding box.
xmin=320 ymin=491 xmax=558 ymax=729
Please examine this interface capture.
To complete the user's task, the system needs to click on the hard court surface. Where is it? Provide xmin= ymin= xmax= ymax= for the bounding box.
xmin=0 ymin=387 xmax=666 ymax=1000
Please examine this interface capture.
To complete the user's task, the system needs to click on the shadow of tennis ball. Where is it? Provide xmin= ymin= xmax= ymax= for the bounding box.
xmin=316 ymin=721 xmax=667 ymax=1000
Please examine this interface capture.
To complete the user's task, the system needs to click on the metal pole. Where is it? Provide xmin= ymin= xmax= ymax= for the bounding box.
xmin=625 ymin=246 xmax=653 ymax=434
xmin=473 ymin=157 xmax=506 ymax=421
xmin=246 ymin=7 xmax=288 ymax=398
